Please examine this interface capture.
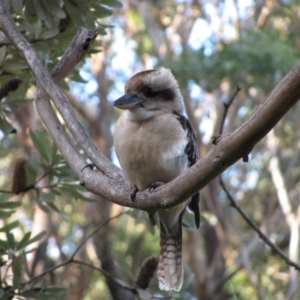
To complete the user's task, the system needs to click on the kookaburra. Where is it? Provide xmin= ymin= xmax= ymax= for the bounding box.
xmin=113 ymin=67 xmax=199 ymax=291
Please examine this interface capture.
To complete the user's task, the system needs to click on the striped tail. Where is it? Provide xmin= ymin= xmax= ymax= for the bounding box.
xmin=157 ymin=221 xmax=183 ymax=291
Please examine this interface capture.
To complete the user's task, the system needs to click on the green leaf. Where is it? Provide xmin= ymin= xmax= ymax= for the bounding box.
xmin=51 ymin=188 xmax=62 ymax=196
xmin=12 ymin=254 xmax=22 ymax=287
xmin=0 ymin=221 xmax=20 ymax=232
xmin=30 ymin=130 xmax=50 ymax=163
xmin=46 ymin=202 xmax=68 ymax=221
xmin=20 ymin=287 xmax=66 ymax=299
xmin=12 ymin=0 xmax=23 ymax=14
xmin=19 ymin=291 xmax=47 ymax=300
xmin=35 ymin=197 xmax=49 ymax=213
xmin=25 ymin=152 xmax=38 ymax=186
xmin=0 ymin=201 xmax=21 ymax=209
xmin=26 ymin=231 xmax=46 ymax=245
xmin=60 ymin=184 xmax=95 ymax=202
xmin=137 ymin=288 xmax=152 ymax=300
xmin=16 ymin=232 xmax=31 ymax=251
xmin=59 ymin=79 xmax=70 ymax=90
xmin=0 ymin=289 xmax=5 ymax=299
xmin=34 ymin=19 xmax=43 ymax=39
xmin=39 ymin=27 xmax=60 ymax=40
xmin=45 ymin=201 xmax=60 ymax=213
xmin=22 ymin=249 xmax=31 ymax=278
xmin=51 ymin=142 xmax=58 ymax=164
xmin=40 ymin=191 xmax=55 ymax=203
xmin=24 ymin=0 xmax=37 ymax=21
xmin=88 ymin=48 xmax=102 ymax=54
xmin=2 ymin=61 xmax=29 ymax=74
xmin=6 ymin=231 xmax=16 ymax=249
xmin=34 ymin=189 xmax=49 ymax=213
xmin=40 ymin=1 xmax=55 ymax=29
xmin=93 ymin=4 xmax=112 ymax=18
xmin=33 ymin=0 xmax=46 ymax=20
xmin=7 ymin=98 xmax=34 ymax=107
xmin=100 ymin=0 xmax=122 ymax=7
xmin=0 ymin=211 xmax=15 ymax=219
xmin=48 ymin=1 xmax=66 ymax=19
xmin=63 ymin=0 xmax=84 ymax=28
xmin=43 ymin=287 xmax=66 ymax=293
xmin=0 ymin=194 xmax=11 ymax=204
xmin=0 ymin=113 xmax=14 ymax=137
xmin=0 ymin=46 xmax=6 ymax=66
xmin=0 ymin=239 xmax=9 ymax=251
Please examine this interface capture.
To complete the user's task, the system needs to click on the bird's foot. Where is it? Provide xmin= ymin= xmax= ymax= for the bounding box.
xmin=81 ymin=163 xmax=95 ymax=172
xmin=148 ymin=181 xmax=165 ymax=193
xmin=130 ymin=185 xmax=138 ymax=202
xmin=80 ymin=163 xmax=95 ymax=186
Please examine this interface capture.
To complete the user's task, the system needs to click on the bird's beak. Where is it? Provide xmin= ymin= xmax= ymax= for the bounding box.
xmin=113 ymin=94 xmax=146 ymax=110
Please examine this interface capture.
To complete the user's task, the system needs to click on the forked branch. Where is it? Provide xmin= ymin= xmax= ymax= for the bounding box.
xmin=1 ymin=0 xmax=300 ymax=213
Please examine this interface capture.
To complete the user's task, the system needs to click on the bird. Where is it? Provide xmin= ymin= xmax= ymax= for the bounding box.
xmin=113 ymin=67 xmax=199 ymax=292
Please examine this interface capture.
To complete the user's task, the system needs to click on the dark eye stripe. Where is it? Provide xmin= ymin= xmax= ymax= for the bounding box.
xmin=143 ymin=87 xmax=175 ymax=100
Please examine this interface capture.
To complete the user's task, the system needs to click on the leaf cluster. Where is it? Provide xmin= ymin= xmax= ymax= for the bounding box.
xmin=164 ymin=30 xmax=298 ymax=93
xmin=0 ymin=128 xmax=100 ymax=298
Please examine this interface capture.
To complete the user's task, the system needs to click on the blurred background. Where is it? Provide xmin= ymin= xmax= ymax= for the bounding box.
xmin=0 ymin=0 xmax=300 ymax=299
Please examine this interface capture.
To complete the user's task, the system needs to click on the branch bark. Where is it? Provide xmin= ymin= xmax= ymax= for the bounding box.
xmin=1 ymin=0 xmax=300 ymax=214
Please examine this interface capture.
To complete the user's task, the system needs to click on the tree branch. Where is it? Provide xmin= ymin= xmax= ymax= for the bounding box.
xmin=216 ymin=83 xmax=300 ymax=275
xmin=1 ymin=0 xmax=300 ymax=213
xmin=219 ymin=177 xmax=300 ymax=271
xmin=218 ymin=85 xmax=241 ymax=136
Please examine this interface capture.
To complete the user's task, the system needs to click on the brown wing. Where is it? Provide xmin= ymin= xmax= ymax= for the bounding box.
xmin=175 ymin=113 xmax=200 ymax=229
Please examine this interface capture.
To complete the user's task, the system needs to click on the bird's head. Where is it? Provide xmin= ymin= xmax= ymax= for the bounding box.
xmin=113 ymin=68 xmax=184 ymax=120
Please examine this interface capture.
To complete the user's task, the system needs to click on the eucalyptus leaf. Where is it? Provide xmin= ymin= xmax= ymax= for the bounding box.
xmin=12 ymin=254 xmax=22 ymax=288
xmin=63 ymin=0 xmax=84 ymax=28
xmin=137 ymin=288 xmax=152 ymax=300
xmin=24 ymin=0 xmax=37 ymax=21
xmin=26 ymin=231 xmax=47 ymax=245
xmin=2 ymin=61 xmax=29 ymax=72
xmin=100 ymin=0 xmax=122 ymax=8
xmin=35 ymin=198 xmax=50 ymax=213
xmin=30 ymin=130 xmax=50 ymax=163
xmin=48 ymin=1 xmax=66 ymax=19
xmin=0 ymin=114 xmax=15 ymax=136
xmin=22 ymin=249 xmax=31 ymax=278
xmin=0 ymin=194 xmax=11 ymax=204
xmin=25 ymin=152 xmax=39 ymax=186
xmin=0 ymin=202 xmax=21 ymax=209
xmin=6 ymin=231 xmax=16 ymax=249
xmin=12 ymin=0 xmax=23 ymax=14
xmin=39 ymin=27 xmax=60 ymax=40
xmin=33 ymin=0 xmax=46 ymax=20
xmin=93 ymin=4 xmax=112 ymax=19
xmin=0 ymin=221 xmax=20 ymax=232
xmin=0 ymin=211 xmax=15 ymax=219
xmin=16 ymin=232 xmax=31 ymax=251
xmin=0 ymin=46 xmax=6 ymax=66
xmin=40 ymin=191 xmax=55 ymax=203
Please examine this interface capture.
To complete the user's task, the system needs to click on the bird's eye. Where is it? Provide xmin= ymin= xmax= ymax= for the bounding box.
xmin=145 ymin=88 xmax=156 ymax=97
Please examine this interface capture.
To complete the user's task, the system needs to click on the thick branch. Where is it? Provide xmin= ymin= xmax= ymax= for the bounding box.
xmin=1 ymin=0 xmax=300 ymax=212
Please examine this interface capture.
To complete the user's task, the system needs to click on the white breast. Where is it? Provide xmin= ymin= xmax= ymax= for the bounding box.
xmin=114 ymin=111 xmax=188 ymax=190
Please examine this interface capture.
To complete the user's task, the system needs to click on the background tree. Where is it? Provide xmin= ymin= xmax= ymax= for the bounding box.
xmin=0 ymin=0 xmax=300 ymax=299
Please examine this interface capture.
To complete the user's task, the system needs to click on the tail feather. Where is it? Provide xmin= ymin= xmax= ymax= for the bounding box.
xmin=157 ymin=221 xmax=183 ymax=291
